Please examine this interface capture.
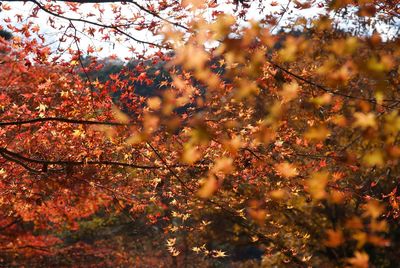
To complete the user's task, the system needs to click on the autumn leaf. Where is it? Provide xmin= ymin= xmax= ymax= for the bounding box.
xmin=304 ymin=125 xmax=330 ymax=142
xmin=325 ymin=229 xmax=344 ymax=247
xmin=198 ymin=175 xmax=218 ymax=199
xmin=147 ymin=97 xmax=162 ymax=110
xmin=347 ymin=251 xmax=369 ymax=268
xmin=112 ymin=105 xmax=130 ymax=123
xmin=182 ymin=144 xmax=201 ymax=164
xmin=247 ymin=200 xmax=267 ymax=225
xmin=2 ymin=1 xmax=400 ymax=265
xmin=269 ymin=189 xmax=289 ymax=201
xmin=307 ymin=171 xmax=329 ymax=200
xmin=363 ymin=150 xmax=384 ymax=167
xmin=212 ymin=157 xmax=234 ymax=174
xmin=362 ymin=200 xmax=384 ymax=219
xmin=213 ymin=250 xmax=228 ymax=258
xmin=279 ymin=81 xmax=299 ymax=102
xmin=274 ymin=162 xmax=299 ymax=178
xmin=353 ymin=112 xmax=376 ymax=129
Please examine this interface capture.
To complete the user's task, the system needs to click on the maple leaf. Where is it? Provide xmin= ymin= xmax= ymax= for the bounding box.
xmin=147 ymin=97 xmax=161 ymax=110
xmin=212 ymin=157 xmax=234 ymax=174
xmin=307 ymin=171 xmax=329 ymax=200
xmin=353 ymin=112 xmax=376 ymax=129
xmin=166 ymin=238 xmax=176 ymax=247
xmin=347 ymin=251 xmax=369 ymax=268
xmin=171 ymin=250 xmax=180 ymax=256
xmin=36 ymin=103 xmax=48 ymax=112
xmin=198 ymin=176 xmax=218 ymax=199
xmin=213 ymin=250 xmax=228 ymax=258
xmin=274 ymin=162 xmax=299 ymax=178
xmin=192 ymin=247 xmax=201 ymax=253
xmin=363 ymin=200 xmax=384 ymax=219
xmin=279 ymin=81 xmax=299 ymax=102
xmin=304 ymin=125 xmax=330 ymax=142
xmin=325 ymin=229 xmax=344 ymax=247
xmin=112 ymin=105 xmax=130 ymax=123
xmin=363 ymin=150 xmax=384 ymax=167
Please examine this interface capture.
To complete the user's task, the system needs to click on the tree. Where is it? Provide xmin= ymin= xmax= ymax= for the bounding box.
xmin=1 ymin=0 xmax=400 ymax=267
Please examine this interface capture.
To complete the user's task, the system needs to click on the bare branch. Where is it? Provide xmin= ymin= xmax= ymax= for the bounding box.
xmin=0 ymin=147 xmax=162 ymax=170
xmin=27 ymin=0 xmax=169 ymax=49
xmin=0 ymin=117 xmax=130 ymax=126
xmin=267 ymin=59 xmax=399 ymax=107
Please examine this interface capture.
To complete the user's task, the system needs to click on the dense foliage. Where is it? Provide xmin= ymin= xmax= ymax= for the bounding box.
xmin=1 ymin=0 xmax=400 ymax=267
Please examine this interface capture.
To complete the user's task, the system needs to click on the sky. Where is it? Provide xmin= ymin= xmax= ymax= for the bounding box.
xmin=1 ymin=1 xmax=399 ymax=61
xmin=1 ymin=0 xmax=319 ymax=60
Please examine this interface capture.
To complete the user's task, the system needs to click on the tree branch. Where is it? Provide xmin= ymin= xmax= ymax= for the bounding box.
xmin=0 ymin=117 xmax=130 ymax=126
xmin=27 ymin=0 xmax=169 ymax=49
xmin=267 ymin=60 xmax=399 ymax=107
xmin=126 ymin=0 xmax=189 ymax=31
xmin=0 ymin=147 xmax=162 ymax=170
xmin=0 ymin=218 xmax=22 ymax=232
xmin=0 ymin=150 xmax=42 ymax=173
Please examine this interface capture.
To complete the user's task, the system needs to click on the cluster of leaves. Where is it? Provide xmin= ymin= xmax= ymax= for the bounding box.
xmin=1 ymin=0 xmax=400 ymax=267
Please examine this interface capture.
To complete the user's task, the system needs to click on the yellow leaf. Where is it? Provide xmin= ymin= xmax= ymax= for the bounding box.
xmin=304 ymin=125 xmax=330 ymax=142
xmin=125 ymin=134 xmax=143 ymax=145
xmin=347 ymin=251 xmax=369 ymax=268
xmin=330 ymin=190 xmax=346 ymax=204
xmin=325 ymin=229 xmax=344 ymax=248
xmin=212 ymin=157 xmax=234 ymax=174
xmin=36 ymin=103 xmax=48 ymax=112
xmin=112 ymin=105 xmax=130 ymax=123
xmin=247 ymin=200 xmax=267 ymax=225
xmin=182 ymin=144 xmax=201 ymax=164
xmin=363 ymin=150 xmax=384 ymax=167
xmin=370 ymin=220 xmax=388 ymax=232
xmin=363 ymin=199 xmax=384 ymax=219
xmin=147 ymin=97 xmax=161 ymax=110
xmin=307 ymin=171 xmax=329 ymax=200
xmin=213 ymin=250 xmax=228 ymax=258
xmin=345 ymin=217 xmax=363 ymax=230
xmin=198 ymin=176 xmax=218 ymax=199
xmin=280 ymin=81 xmax=299 ymax=102
xmin=143 ymin=113 xmax=159 ymax=134
xmin=353 ymin=112 xmax=376 ymax=129
xmin=353 ymin=232 xmax=367 ymax=248
xmin=375 ymin=91 xmax=384 ymax=105
xmin=274 ymin=162 xmax=298 ymax=178
xmin=269 ymin=189 xmax=289 ymax=201
xmin=310 ymin=93 xmax=332 ymax=106
xmin=330 ymin=115 xmax=347 ymax=127
xmin=72 ymin=129 xmax=85 ymax=139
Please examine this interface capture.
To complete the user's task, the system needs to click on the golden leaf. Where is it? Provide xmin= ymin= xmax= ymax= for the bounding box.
xmin=363 ymin=200 xmax=384 ymax=219
xmin=212 ymin=157 xmax=234 ymax=174
xmin=353 ymin=112 xmax=376 ymax=129
xmin=213 ymin=250 xmax=228 ymax=258
xmin=112 ymin=105 xmax=130 ymax=123
xmin=304 ymin=125 xmax=330 ymax=142
xmin=198 ymin=176 xmax=218 ymax=199
xmin=147 ymin=97 xmax=161 ymax=110
xmin=325 ymin=229 xmax=344 ymax=248
xmin=353 ymin=232 xmax=368 ymax=248
xmin=143 ymin=113 xmax=160 ymax=134
xmin=347 ymin=251 xmax=369 ymax=268
xmin=274 ymin=162 xmax=299 ymax=178
xmin=182 ymin=144 xmax=201 ymax=164
xmin=280 ymin=81 xmax=299 ymax=102
xmin=310 ymin=93 xmax=332 ymax=106
xmin=307 ymin=171 xmax=329 ymax=200
xmin=269 ymin=189 xmax=289 ymax=201
xmin=363 ymin=150 xmax=384 ymax=167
